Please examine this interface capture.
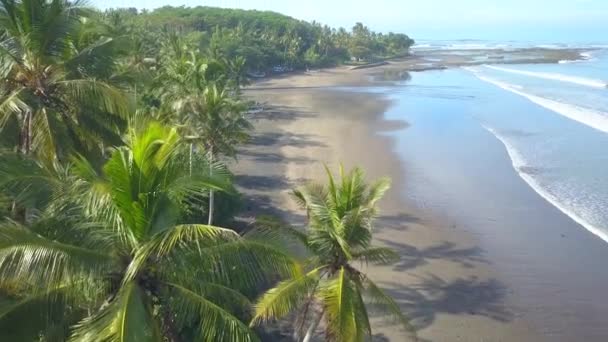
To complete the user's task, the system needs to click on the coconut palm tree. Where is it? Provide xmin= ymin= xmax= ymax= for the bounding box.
xmin=224 ymin=56 xmax=249 ymax=93
xmin=150 ymin=39 xmax=248 ymax=226
xmin=251 ymin=165 xmax=412 ymax=341
xmin=0 ymin=0 xmax=129 ymax=160
xmin=172 ymin=84 xmax=251 ymax=225
xmin=0 ymin=121 xmax=297 ymax=341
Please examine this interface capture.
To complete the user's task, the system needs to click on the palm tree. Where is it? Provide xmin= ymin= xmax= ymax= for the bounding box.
xmin=251 ymin=165 xmax=412 ymax=341
xmin=174 ymin=84 xmax=251 ymax=225
xmin=0 ymin=0 xmax=129 ymax=160
xmin=0 ymin=121 xmax=297 ymax=341
xmin=151 ymin=39 xmax=247 ymax=226
xmin=224 ymin=56 xmax=250 ymax=93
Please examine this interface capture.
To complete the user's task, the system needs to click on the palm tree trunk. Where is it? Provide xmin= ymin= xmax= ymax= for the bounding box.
xmin=295 ymin=297 xmax=316 ymax=340
xmin=12 ymin=111 xmax=32 ymax=223
xmin=161 ymin=308 xmax=180 ymax=342
xmin=19 ymin=110 xmax=32 ymax=155
xmin=207 ymin=147 xmax=215 ymax=225
xmin=189 ymin=143 xmax=194 ymax=176
xmin=302 ymin=309 xmax=324 ymax=342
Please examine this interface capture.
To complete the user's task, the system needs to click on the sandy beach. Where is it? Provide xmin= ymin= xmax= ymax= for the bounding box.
xmin=233 ymin=62 xmax=546 ymax=341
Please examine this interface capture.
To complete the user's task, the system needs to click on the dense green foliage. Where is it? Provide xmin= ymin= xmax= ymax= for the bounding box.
xmin=108 ymin=6 xmax=415 ymax=70
xmin=0 ymin=1 xmax=412 ymax=341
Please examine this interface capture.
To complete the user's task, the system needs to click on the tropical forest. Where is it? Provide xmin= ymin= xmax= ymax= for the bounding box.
xmin=0 ymin=1 xmax=415 ymax=341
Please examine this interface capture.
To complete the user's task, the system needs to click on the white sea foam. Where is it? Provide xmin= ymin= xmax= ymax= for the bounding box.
xmin=482 ymin=125 xmax=608 ymax=244
xmin=536 ymin=44 xmax=563 ymax=49
xmin=445 ymin=43 xmax=490 ymax=50
xmin=484 ymin=65 xmax=607 ymax=88
xmin=467 ymin=69 xmax=608 ymax=134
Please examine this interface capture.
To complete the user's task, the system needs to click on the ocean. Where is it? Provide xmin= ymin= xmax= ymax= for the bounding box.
xmin=468 ymin=49 xmax=608 ymax=242
xmin=371 ymin=44 xmax=608 ymax=339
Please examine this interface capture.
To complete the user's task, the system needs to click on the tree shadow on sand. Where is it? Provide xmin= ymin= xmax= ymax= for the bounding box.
xmin=247 ymin=105 xmax=317 ymax=122
xmin=378 ymin=275 xmax=513 ymax=331
xmin=371 ymin=333 xmax=432 ymax=342
xmin=376 ymin=213 xmax=422 ymax=230
xmin=248 ymin=132 xmax=327 ymax=148
xmin=238 ymin=149 xmax=313 ymax=165
xmin=234 ymin=175 xmax=292 ymax=191
xmin=378 ymin=239 xmax=488 ymax=272
xmin=234 ymin=193 xmax=307 ymax=229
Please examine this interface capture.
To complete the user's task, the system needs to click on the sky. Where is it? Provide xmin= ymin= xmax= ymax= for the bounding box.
xmin=92 ymin=0 xmax=608 ymax=43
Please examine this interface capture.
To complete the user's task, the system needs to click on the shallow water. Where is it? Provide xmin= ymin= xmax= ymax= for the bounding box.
xmin=469 ymin=50 xmax=608 ymax=243
xmin=362 ymin=51 xmax=608 ymax=340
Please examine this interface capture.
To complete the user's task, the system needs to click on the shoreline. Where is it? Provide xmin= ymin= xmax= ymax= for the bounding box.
xmin=249 ymin=47 xmax=593 ymax=87
xmin=235 ymin=68 xmax=542 ymax=340
xmin=484 ymin=124 xmax=608 ymax=246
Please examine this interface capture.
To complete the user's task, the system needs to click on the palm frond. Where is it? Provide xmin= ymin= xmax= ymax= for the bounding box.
xmin=70 ymin=282 xmax=160 ymax=342
xmin=301 ymin=185 xmax=341 ymax=233
xmin=291 ymin=188 xmax=308 ymax=209
xmin=0 ymin=151 xmax=57 ymax=208
xmin=323 ymin=164 xmax=339 ymax=209
xmin=246 ymin=215 xmax=308 ymax=250
xmin=56 ymin=79 xmax=130 ymax=118
xmin=365 ymin=177 xmax=391 ymax=209
xmin=123 ymin=224 xmax=240 ymax=284
xmin=353 ymin=284 xmax=372 ymax=341
xmin=0 ymin=36 xmax=23 ymax=67
xmin=167 ymin=171 xmax=233 ymax=205
xmin=307 ymin=225 xmax=351 ymax=263
xmin=170 ymin=279 xmax=252 ymax=315
xmin=96 ymin=147 xmax=144 ymax=240
xmin=127 ymin=121 xmax=179 ymax=171
xmin=0 ymin=221 xmax=114 ymax=289
xmin=194 ymin=240 xmax=301 ymax=292
xmin=341 ymin=166 xmax=366 ymax=213
xmin=31 ymin=107 xmax=59 ymax=162
xmin=290 ymin=183 xmax=325 ymax=210
xmin=352 ymin=246 xmax=400 ymax=265
xmin=362 ymin=275 xmax=413 ymax=333
xmin=321 ymin=266 xmax=360 ymax=341
xmin=0 ymin=88 xmax=28 ymax=130
xmin=250 ymin=267 xmax=322 ymax=325
xmin=62 ymin=154 xmax=134 ymax=250
xmin=0 ymin=283 xmax=77 ymax=341
xmin=164 ymin=281 xmax=258 ymax=342
xmin=341 ymin=206 xmax=372 ymax=249
xmin=65 ymin=37 xmax=118 ymax=78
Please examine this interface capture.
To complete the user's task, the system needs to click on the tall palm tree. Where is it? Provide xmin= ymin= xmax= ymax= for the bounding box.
xmin=251 ymin=166 xmax=412 ymax=341
xmin=0 ymin=0 xmax=129 ymax=160
xmin=0 ymin=121 xmax=297 ymax=341
xmin=224 ymin=56 xmax=249 ymax=93
xmin=151 ymin=38 xmax=246 ymax=226
xmin=174 ymin=84 xmax=251 ymax=225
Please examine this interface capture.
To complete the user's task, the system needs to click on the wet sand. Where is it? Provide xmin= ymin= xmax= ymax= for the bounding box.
xmin=234 ymin=66 xmax=543 ymax=340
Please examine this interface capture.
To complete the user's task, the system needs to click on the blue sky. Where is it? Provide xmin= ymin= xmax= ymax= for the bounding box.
xmin=92 ymin=0 xmax=608 ymax=42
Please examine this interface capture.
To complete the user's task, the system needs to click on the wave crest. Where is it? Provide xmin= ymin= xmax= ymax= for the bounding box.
xmin=482 ymin=125 xmax=608 ymax=244
xmin=484 ymin=65 xmax=606 ymax=88
xmin=468 ymin=70 xmax=608 ymax=134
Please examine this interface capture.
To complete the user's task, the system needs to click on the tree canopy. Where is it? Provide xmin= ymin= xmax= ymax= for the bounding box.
xmin=0 ymin=2 xmax=413 ymax=341
xmin=106 ymin=6 xmax=415 ymax=71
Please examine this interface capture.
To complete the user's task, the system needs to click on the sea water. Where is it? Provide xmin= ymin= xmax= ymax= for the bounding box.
xmin=366 ymin=46 xmax=608 ymax=340
xmin=469 ymin=50 xmax=608 ymax=243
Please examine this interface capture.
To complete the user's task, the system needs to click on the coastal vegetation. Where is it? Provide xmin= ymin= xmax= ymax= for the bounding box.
xmin=0 ymin=1 xmax=414 ymax=341
xmin=105 ymin=6 xmax=415 ymax=71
